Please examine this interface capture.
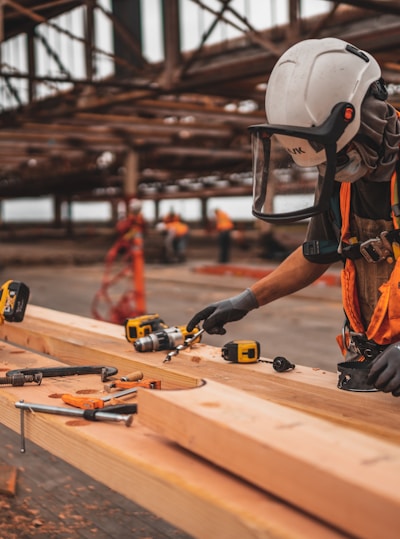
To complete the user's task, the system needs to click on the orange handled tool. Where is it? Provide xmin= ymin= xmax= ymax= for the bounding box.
xmin=61 ymin=387 xmax=139 ymax=410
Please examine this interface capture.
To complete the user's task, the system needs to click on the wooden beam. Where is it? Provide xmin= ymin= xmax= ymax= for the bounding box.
xmin=0 ymin=340 xmax=348 ymax=539
xmin=332 ymin=0 xmax=400 ymax=16
xmin=138 ymin=379 xmax=400 ymax=539
xmin=1 ymin=305 xmax=400 ymax=445
xmin=161 ymin=0 xmax=181 ymax=89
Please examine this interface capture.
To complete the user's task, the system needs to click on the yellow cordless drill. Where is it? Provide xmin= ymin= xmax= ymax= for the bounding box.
xmin=124 ymin=314 xmax=167 ymax=342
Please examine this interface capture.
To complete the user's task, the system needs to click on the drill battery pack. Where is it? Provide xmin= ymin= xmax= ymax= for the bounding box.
xmin=0 ymin=280 xmax=30 ymax=323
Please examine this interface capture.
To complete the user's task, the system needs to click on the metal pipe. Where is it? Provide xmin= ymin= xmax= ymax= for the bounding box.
xmin=15 ymin=400 xmax=133 ymax=426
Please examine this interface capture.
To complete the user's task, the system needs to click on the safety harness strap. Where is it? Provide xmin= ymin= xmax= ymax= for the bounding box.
xmin=341 ymin=228 xmax=400 ymax=262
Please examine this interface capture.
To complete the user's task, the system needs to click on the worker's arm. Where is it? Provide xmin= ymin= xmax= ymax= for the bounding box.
xmin=187 ymin=246 xmax=331 ymax=335
xmin=250 ymin=245 xmax=330 ymax=306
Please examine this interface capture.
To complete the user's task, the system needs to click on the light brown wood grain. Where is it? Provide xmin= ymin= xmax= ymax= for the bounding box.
xmin=1 ymin=305 xmax=399 ymax=444
xmin=138 ymin=379 xmax=400 ymax=539
xmin=0 ymin=341 xmax=347 ymax=539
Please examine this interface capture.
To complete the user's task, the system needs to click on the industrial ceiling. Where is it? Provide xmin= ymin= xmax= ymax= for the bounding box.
xmin=1 ymin=0 xmax=400 ymax=205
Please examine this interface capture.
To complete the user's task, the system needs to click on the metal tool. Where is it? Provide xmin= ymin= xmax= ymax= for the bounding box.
xmin=337 ymin=361 xmax=378 ymax=392
xmin=16 ymin=399 xmax=133 ymax=453
xmin=259 ymin=356 xmax=296 ymax=372
xmin=135 ymin=325 xmax=201 ymax=353
xmin=163 ymin=328 xmax=205 ymax=362
xmin=104 ymin=378 xmax=161 ymax=392
xmin=7 ymin=365 xmax=118 ymax=382
xmin=0 ymin=372 xmax=42 ymax=387
xmin=61 ymin=386 xmax=139 ymax=409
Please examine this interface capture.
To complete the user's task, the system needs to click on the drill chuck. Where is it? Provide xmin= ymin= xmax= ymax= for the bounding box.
xmin=134 ymin=327 xmax=187 ymax=352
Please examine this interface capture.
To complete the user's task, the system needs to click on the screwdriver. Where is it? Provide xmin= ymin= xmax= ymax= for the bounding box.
xmin=61 ymin=387 xmax=139 ymax=410
xmin=103 ymin=379 xmax=161 ymax=392
xmin=120 ymin=370 xmax=144 ymax=382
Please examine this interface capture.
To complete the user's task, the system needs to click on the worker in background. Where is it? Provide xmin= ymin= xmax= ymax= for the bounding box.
xmin=166 ymin=213 xmax=189 ymax=263
xmin=187 ymin=38 xmax=400 ymax=396
xmin=214 ymin=208 xmax=234 ymax=263
xmin=113 ymin=199 xmax=146 ymax=252
xmin=157 ymin=210 xmax=189 ymax=263
xmin=106 ymin=198 xmax=146 ymax=263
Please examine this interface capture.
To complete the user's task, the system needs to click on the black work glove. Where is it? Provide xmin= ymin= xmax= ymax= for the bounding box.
xmin=367 ymin=343 xmax=400 ymax=396
xmin=186 ymin=289 xmax=258 ymax=335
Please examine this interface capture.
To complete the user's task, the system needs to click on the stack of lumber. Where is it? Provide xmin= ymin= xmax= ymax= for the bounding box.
xmin=0 ymin=305 xmax=399 ymax=539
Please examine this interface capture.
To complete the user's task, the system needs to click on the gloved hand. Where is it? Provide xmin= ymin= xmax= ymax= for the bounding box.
xmin=367 ymin=343 xmax=400 ymax=396
xmin=186 ymin=288 xmax=258 ymax=335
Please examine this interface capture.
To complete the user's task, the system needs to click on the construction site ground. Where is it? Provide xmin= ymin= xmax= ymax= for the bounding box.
xmin=0 ymin=228 xmax=343 ymax=539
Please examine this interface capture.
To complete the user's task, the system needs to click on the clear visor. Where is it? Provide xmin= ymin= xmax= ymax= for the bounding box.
xmin=251 ymin=130 xmax=335 ymax=223
xmin=249 ymin=102 xmax=355 ymax=223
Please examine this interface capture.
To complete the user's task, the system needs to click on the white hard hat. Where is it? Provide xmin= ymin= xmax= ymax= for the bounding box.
xmin=129 ymin=198 xmax=142 ymax=212
xmin=265 ymin=37 xmax=381 ymax=166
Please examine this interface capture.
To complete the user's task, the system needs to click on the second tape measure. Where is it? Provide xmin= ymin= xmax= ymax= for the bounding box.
xmin=221 ymin=340 xmax=260 ymax=363
xmin=221 ymin=339 xmax=295 ymax=372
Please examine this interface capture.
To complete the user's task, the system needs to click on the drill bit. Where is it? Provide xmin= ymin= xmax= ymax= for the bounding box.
xmin=163 ymin=328 xmax=205 ymax=363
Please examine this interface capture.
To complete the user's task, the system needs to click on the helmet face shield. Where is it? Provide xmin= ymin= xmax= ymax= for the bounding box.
xmin=249 ymin=102 xmax=355 ymax=223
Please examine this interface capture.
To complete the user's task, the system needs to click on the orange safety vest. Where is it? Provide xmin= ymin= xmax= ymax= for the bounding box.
xmin=215 ymin=210 xmax=234 ymax=231
xmin=166 ymin=220 xmax=189 ymax=237
xmin=340 ymin=165 xmax=400 ymax=346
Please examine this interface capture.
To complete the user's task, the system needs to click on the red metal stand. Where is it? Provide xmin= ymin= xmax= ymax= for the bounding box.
xmin=92 ymin=222 xmax=146 ymax=324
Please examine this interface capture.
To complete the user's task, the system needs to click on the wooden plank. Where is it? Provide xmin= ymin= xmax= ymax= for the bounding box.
xmin=138 ymin=379 xmax=400 ymax=539
xmin=0 ymin=305 xmax=198 ymax=390
xmin=1 ymin=305 xmax=400 ymax=445
xmin=0 ymin=342 xmax=348 ymax=539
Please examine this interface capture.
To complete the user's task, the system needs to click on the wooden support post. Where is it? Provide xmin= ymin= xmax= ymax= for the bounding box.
xmin=53 ymin=196 xmax=62 ymax=228
xmin=112 ymin=0 xmax=143 ymax=77
xmin=124 ymin=150 xmax=139 ymax=198
xmin=27 ymin=29 xmax=36 ymax=102
xmin=84 ymin=0 xmax=95 ymax=81
xmin=161 ymin=0 xmax=181 ymax=89
xmin=0 ymin=0 xmax=3 ymax=43
xmin=201 ymin=197 xmax=208 ymax=228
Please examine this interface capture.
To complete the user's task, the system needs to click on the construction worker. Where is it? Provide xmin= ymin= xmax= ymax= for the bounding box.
xmin=214 ymin=208 xmax=234 ymax=263
xmin=166 ymin=213 xmax=189 ymax=263
xmin=115 ymin=198 xmax=146 ymax=242
xmin=158 ymin=211 xmax=189 ymax=263
xmin=187 ymin=38 xmax=400 ymax=396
